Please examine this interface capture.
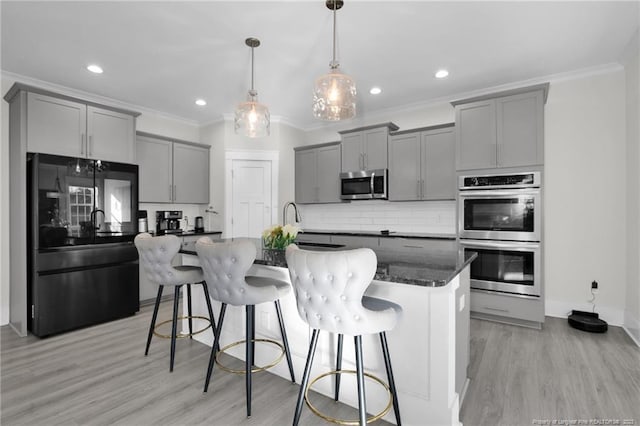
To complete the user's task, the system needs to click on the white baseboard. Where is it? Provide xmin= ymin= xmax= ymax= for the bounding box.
xmin=545 ymin=299 xmax=624 ymax=326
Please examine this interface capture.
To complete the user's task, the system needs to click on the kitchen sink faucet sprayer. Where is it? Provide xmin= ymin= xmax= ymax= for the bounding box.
xmin=282 ymin=201 xmax=301 ymax=225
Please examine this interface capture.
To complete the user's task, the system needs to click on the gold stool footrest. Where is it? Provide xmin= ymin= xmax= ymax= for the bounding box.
xmin=305 ymin=370 xmax=393 ymax=425
xmin=153 ymin=315 xmax=212 ymax=339
xmin=215 ymin=338 xmax=285 ymax=374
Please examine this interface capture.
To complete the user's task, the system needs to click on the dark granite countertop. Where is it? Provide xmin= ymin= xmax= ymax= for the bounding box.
xmin=182 ymin=237 xmax=476 ymax=288
xmin=300 ymin=229 xmax=456 ymax=240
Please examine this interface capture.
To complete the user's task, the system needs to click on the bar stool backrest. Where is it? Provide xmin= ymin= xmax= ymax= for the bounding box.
xmin=134 ymin=233 xmax=183 ymax=287
xmin=195 ymin=237 xmax=279 ymax=306
xmin=285 ymin=244 xmax=396 ymax=335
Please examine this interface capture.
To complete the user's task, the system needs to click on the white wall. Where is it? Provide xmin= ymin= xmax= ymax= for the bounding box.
xmin=544 ymin=69 xmax=628 ymax=325
xmin=198 ymin=118 xmax=305 ymax=237
xmin=623 ymin=30 xmax=640 ymax=344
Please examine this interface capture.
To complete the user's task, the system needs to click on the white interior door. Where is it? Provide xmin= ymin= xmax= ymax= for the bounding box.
xmin=231 ymin=159 xmax=272 ymax=238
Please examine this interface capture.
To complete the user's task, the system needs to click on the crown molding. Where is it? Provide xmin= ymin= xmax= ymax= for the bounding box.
xmin=1 ymin=70 xmax=200 ymax=127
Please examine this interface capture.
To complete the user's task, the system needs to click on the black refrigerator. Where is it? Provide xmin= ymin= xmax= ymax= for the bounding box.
xmin=28 ymin=153 xmax=140 ymax=337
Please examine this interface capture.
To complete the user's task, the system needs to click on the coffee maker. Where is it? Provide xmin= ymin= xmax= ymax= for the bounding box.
xmin=156 ymin=210 xmax=182 ymax=235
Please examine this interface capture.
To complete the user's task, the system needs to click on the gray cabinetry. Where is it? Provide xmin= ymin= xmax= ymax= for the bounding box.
xmin=388 ymin=124 xmax=455 ymax=201
xmin=173 ymin=143 xmax=209 ymax=204
xmin=339 ymin=122 xmax=398 ymax=172
xmin=470 ymin=290 xmax=544 ymax=328
xmin=453 ymin=84 xmax=547 ymax=170
xmin=136 ymin=132 xmax=210 ymax=204
xmin=25 ymin=90 xmax=136 ymax=163
xmin=330 ymin=235 xmax=379 ymax=249
xmin=294 ymin=142 xmax=341 ymax=204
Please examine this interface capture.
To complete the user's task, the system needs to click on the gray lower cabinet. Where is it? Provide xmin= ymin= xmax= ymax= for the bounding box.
xmin=389 ymin=125 xmax=455 ymax=201
xmin=136 ymin=132 xmax=210 ymax=204
xmin=454 ymin=85 xmax=547 ymax=170
xmin=470 ymin=290 xmax=544 ymax=327
xmin=23 ymin=89 xmax=136 ymax=163
xmin=339 ymin=123 xmax=398 ymax=172
xmin=330 ymin=235 xmax=379 ymax=249
xmin=295 ymin=143 xmax=341 ymax=204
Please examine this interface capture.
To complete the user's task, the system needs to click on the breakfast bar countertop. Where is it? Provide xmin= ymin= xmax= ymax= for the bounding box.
xmin=182 ymin=238 xmax=476 ymax=288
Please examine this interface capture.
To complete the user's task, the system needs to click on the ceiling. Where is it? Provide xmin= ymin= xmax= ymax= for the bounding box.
xmin=2 ymin=1 xmax=638 ymax=130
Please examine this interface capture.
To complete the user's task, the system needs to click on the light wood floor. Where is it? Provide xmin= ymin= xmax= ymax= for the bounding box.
xmin=0 ymin=301 xmax=388 ymax=426
xmin=1 ymin=301 xmax=639 ymax=426
xmin=460 ymin=316 xmax=640 ymax=426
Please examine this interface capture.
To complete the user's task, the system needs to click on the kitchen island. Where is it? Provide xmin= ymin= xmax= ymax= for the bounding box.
xmin=181 ymin=238 xmax=475 ymax=426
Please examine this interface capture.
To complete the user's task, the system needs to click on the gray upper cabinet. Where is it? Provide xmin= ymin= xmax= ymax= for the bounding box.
xmin=295 ymin=142 xmax=341 ymax=204
xmin=136 ymin=132 xmax=210 ymax=204
xmin=137 ymin=136 xmax=172 ymax=203
xmin=86 ymin=106 xmax=135 ymax=162
xmin=388 ymin=132 xmax=421 ymax=200
xmin=388 ymin=124 xmax=456 ymax=201
xmin=173 ymin=143 xmax=209 ymax=204
xmin=453 ymin=84 xmax=547 ymax=171
xmin=339 ymin=123 xmax=399 ymax=172
xmin=24 ymin=90 xmax=136 ymax=163
xmin=422 ymin=127 xmax=456 ymax=200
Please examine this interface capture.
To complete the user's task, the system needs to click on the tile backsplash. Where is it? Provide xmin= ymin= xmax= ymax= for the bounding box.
xmin=298 ymin=200 xmax=456 ymax=235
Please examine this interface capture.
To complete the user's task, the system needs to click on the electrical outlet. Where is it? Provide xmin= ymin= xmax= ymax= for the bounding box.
xmin=591 ymin=280 xmax=599 ymax=293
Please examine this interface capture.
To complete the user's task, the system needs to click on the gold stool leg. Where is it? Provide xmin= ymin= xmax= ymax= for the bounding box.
xmin=304 ymin=370 xmax=393 ymax=425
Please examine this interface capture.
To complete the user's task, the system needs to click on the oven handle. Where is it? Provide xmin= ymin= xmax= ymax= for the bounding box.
xmin=458 ymin=189 xmax=540 ymax=198
xmin=460 ymin=239 xmax=540 ymax=250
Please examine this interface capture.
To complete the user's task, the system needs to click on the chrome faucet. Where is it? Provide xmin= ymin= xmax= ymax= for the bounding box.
xmin=282 ymin=202 xmax=301 ymax=225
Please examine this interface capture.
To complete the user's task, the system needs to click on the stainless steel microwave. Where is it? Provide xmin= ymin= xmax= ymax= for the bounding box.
xmin=340 ymin=169 xmax=388 ymax=200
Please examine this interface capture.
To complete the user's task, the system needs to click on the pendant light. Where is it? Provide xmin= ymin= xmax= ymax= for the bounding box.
xmin=312 ymin=0 xmax=356 ymax=121
xmin=235 ymin=37 xmax=270 ymax=138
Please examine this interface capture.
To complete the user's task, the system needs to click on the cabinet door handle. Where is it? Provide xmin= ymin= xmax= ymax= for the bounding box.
xmin=421 ymin=179 xmax=425 ymax=198
xmin=173 ymin=185 xmax=177 ymax=201
xmin=81 ymin=134 xmax=85 ymax=155
xmin=416 ymin=180 xmax=420 ymax=198
xmin=484 ymin=306 xmax=509 ymax=313
xmin=169 ymin=184 xmax=172 ymax=201
xmin=363 ymin=153 xmax=368 ymax=170
xmin=403 ymin=245 xmax=423 ymax=249
xmin=88 ymin=135 xmax=93 ymax=157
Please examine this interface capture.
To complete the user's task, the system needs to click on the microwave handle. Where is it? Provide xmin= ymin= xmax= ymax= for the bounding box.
xmin=370 ymin=171 xmax=375 ymax=196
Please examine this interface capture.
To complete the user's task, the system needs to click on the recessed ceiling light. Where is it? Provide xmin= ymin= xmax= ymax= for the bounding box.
xmin=195 ymin=99 xmax=207 ymax=106
xmin=87 ymin=64 xmax=103 ymax=74
xmin=435 ymin=69 xmax=449 ymax=79
xmin=369 ymin=87 xmax=382 ymax=95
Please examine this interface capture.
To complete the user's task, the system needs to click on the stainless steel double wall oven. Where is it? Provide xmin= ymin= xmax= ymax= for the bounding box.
xmin=458 ymin=171 xmax=542 ymax=297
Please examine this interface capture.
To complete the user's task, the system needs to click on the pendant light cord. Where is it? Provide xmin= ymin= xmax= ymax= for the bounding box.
xmin=331 ymin=0 xmax=338 ymax=69
xmin=250 ymin=45 xmax=255 ymax=93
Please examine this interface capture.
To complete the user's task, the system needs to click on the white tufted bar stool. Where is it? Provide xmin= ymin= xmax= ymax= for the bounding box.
xmin=285 ymin=244 xmax=403 ymax=426
xmin=195 ymin=237 xmax=296 ymax=418
xmin=134 ymin=233 xmax=216 ymax=372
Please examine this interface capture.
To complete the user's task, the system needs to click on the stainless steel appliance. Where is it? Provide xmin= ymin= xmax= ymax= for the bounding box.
xmin=458 ymin=171 xmax=541 ymax=242
xmin=459 ymin=239 xmax=541 ymax=297
xmin=459 ymin=171 xmax=542 ymax=297
xmin=28 ymin=153 xmax=139 ymax=337
xmin=155 ymin=210 xmax=182 ymax=234
xmin=340 ymin=169 xmax=387 ymax=200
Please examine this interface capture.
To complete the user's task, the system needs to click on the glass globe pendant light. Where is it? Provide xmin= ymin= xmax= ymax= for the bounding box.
xmin=235 ymin=37 xmax=270 ymax=138
xmin=312 ymin=0 xmax=356 ymax=121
